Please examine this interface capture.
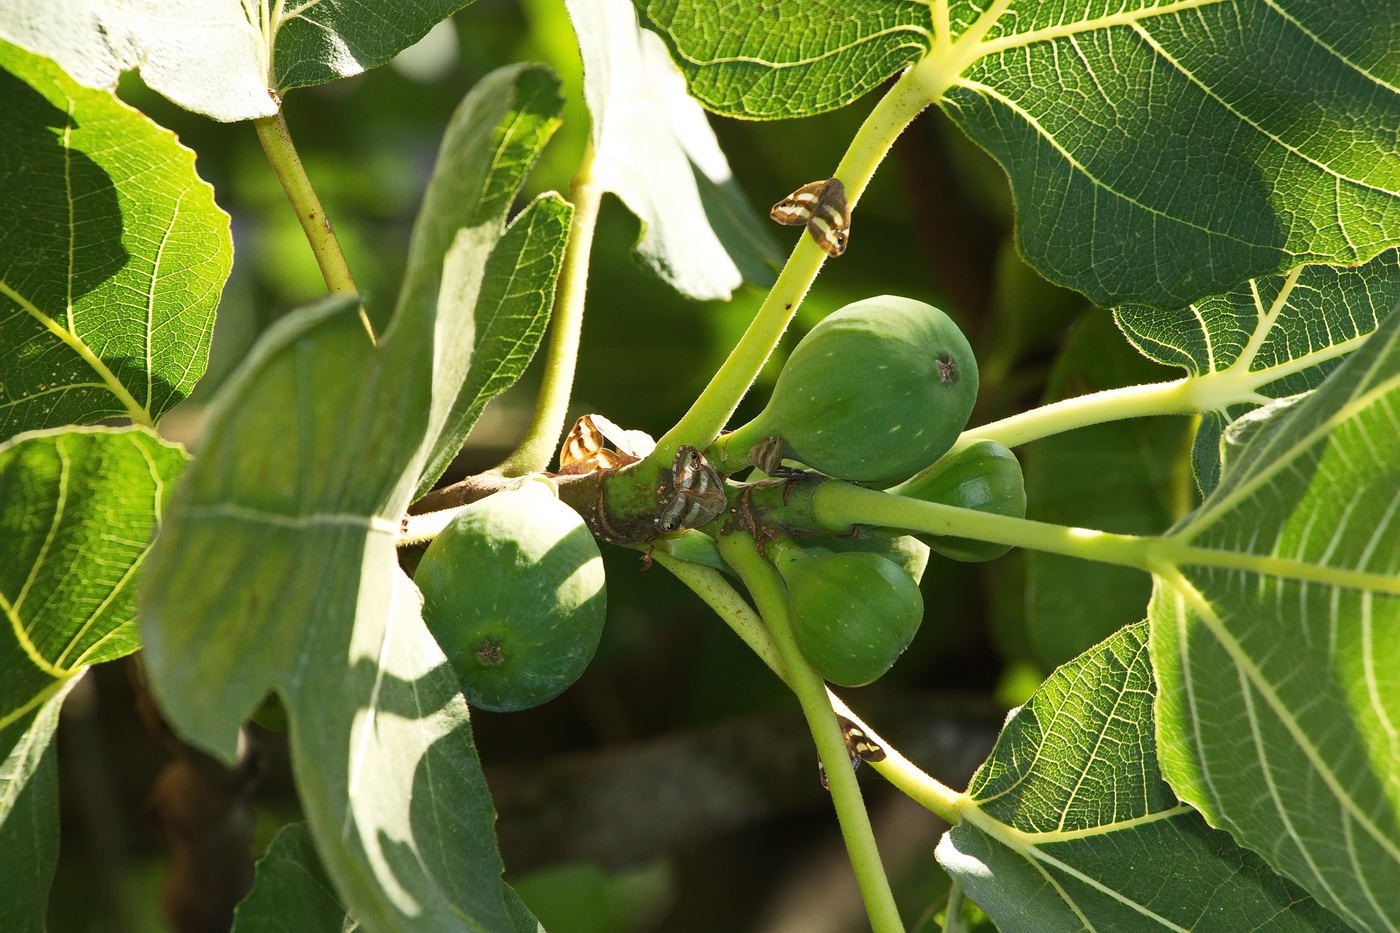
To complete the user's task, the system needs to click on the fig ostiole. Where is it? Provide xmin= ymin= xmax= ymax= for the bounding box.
xmin=414 ymin=478 xmax=606 ymax=712
xmin=769 ymin=539 xmax=924 ymax=688
xmin=887 ymin=439 xmax=1026 ymax=562
xmin=713 ymin=295 xmax=979 ymax=486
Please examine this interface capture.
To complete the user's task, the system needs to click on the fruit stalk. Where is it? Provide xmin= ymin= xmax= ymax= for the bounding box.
xmin=717 ymin=531 xmax=907 ymax=933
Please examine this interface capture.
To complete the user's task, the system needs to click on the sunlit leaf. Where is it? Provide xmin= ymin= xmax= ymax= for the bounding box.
xmin=1151 ymin=305 xmax=1400 ymax=931
xmin=1117 ymin=248 xmax=1400 ymax=493
xmin=640 ymin=1 xmax=1400 ymax=307
xmin=0 ymin=427 xmax=187 ymax=724
xmin=139 ymin=63 xmax=564 ymax=932
xmin=938 ymin=623 xmax=1348 ymax=932
xmin=0 ymin=1 xmax=475 ymax=121
xmin=0 ymin=41 xmax=229 ymax=437
xmin=570 ymin=0 xmax=779 ymax=301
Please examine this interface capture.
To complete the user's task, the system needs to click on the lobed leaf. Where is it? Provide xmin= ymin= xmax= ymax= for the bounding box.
xmin=1150 ymin=303 xmax=1400 ymax=931
xmin=642 ymin=1 xmax=1400 ymax=308
xmin=938 ymin=623 xmax=1348 ymax=932
xmin=0 ymin=0 xmax=475 ymax=122
xmin=570 ymin=0 xmax=780 ymax=301
xmin=138 ymin=63 xmax=568 ymax=932
xmin=0 ymin=41 xmax=229 ymax=437
xmin=1117 ymin=249 xmax=1400 ymax=493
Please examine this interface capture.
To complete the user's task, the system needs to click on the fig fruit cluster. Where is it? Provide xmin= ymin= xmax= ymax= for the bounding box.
xmin=415 ymin=480 xmax=606 ymax=712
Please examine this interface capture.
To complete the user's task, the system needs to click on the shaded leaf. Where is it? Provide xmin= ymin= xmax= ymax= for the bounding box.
xmin=0 ymin=1 xmax=475 ymax=121
xmin=0 ymin=426 xmax=187 ymax=724
xmin=139 ymin=63 xmax=562 ymax=933
xmin=642 ymin=2 xmax=1400 ymax=308
xmin=571 ymin=0 xmax=779 ymax=301
xmin=1024 ymin=313 xmax=1192 ymax=669
xmin=938 ymin=623 xmax=1348 ymax=932
xmin=1151 ymin=303 xmax=1400 ymax=931
xmin=0 ymin=680 xmax=75 ymax=933
xmin=0 ymin=41 xmax=229 ymax=437
xmin=232 ymin=823 xmax=350 ymax=933
xmin=1117 ymin=248 xmax=1400 ymax=493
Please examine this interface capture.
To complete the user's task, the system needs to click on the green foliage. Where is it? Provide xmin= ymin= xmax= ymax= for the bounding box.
xmin=1151 ymin=306 xmax=1400 ymax=932
xmin=0 ymin=41 xmax=229 ymax=435
xmin=417 ymin=480 xmax=606 ymax=712
xmin=2 ymin=1 xmax=1399 ymax=931
xmin=938 ymin=623 xmax=1347 ymax=933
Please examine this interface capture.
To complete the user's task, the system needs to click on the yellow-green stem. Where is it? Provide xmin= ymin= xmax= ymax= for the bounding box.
xmin=717 ymin=532 xmax=907 ymax=933
xmin=655 ymin=63 xmax=946 ymax=461
xmin=495 ymin=147 xmax=603 ymax=476
xmin=253 ymin=113 xmax=362 ymax=328
xmin=961 ymin=379 xmax=1197 ymax=449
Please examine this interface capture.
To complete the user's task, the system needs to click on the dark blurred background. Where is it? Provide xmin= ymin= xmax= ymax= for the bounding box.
xmin=48 ymin=1 xmax=1191 ymax=930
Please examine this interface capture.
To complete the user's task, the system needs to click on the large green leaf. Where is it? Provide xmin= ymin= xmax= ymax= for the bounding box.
xmin=0 ymin=427 xmax=187 ymax=725
xmin=139 ymin=64 xmax=567 ymax=932
xmin=0 ymin=680 xmax=76 ymax=933
xmin=0 ymin=0 xmax=474 ymax=121
xmin=569 ymin=0 xmax=779 ymax=301
xmin=938 ymin=623 xmax=1348 ymax=932
xmin=1117 ymin=248 xmax=1400 ymax=493
xmin=1024 ymin=314 xmax=1192 ymax=670
xmin=0 ymin=41 xmax=229 ymax=438
xmin=1150 ymin=300 xmax=1400 ymax=930
xmin=640 ymin=1 xmax=1400 ymax=308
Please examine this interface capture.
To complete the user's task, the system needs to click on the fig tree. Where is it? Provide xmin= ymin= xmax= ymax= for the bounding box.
xmin=415 ymin=479 xmax=606 ymax=712
xmin=716 ymin=295 xmax=978 ymax=486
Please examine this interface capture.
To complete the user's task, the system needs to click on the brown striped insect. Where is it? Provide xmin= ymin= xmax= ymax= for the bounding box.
xmin=819 ymin=715 xmax=888 ymax=789
xmin=559 ymin=413 xmax=656 ymax=474
xmin=771 ymin=177 xmax=851 ymax=256
xmin=655 ymin=446 xmax=727 ymax=534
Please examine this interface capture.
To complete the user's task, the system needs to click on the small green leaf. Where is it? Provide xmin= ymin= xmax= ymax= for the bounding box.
xmin=635 ymin=0 xmax=930 ymax=118
xmin=232 ymin=823 xmax=349 ymax=933
xmin=938 ymin=623 xmax=1348 ymax=932
xmin=0 ymin=41 xmax=230 ymax=437
xmin=0 ymin=680 xmax=75 ymax=933
xmin=0 ymin=426 xmax=187 ymax=724
xmin=140 ymin=63 xmax=559 ymax=933
xmin=571 ymin=0 xmax=780 ymax=300
xmin=397 ymin=63 xmax=569 ymax=494
xmin=1151 ymin=304 xmax=1400 ymax=931
xmin=272 ymin=0 xmax=476 ymax=94
xmin=1024 ymin=314 xmax=1193 ymax=669
xmin=0 ymin=2 xmax=475 ymax=121
xmin=1116 ymin=249 xmax=1400 ymax=493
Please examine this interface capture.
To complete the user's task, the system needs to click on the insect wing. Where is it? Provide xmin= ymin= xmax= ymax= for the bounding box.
xmin=807 ymin=178 xmax=850 ymax=257
xmin=770 ymin=179 xmax=826 ymax=226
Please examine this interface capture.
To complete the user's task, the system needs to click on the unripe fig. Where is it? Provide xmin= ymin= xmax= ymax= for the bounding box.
xmin=889 ymin=440 xmax=1026 ymax=562
xmin=825 ymin=532 xmax=931 ymax=585
xmin=719 ymin=296 xmax=978 ymax=486
xmin=774 ymin=546 xmax=924 ymax=687
xmin=415 ymin=480 xmax=606 ymax=712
